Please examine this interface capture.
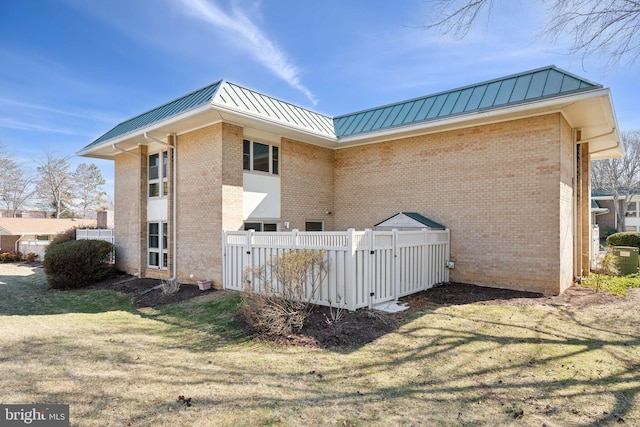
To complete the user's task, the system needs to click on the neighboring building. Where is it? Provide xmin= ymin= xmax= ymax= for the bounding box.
xmin=0 ymin=218 xmax=96 ymax=259
xmin=592 ymin=191 xmax=640 ymax=234
xmin=78 ymin=66 xmax=622 ymax=295
xmin=0 ymin=210 xmax=48 ymax=219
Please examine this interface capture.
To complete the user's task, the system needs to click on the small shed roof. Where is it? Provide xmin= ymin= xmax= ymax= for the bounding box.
xmin=375 ymin=212 xmax=445 ymax=230
xmin=0 ymin=218 xmax=96 ymax=236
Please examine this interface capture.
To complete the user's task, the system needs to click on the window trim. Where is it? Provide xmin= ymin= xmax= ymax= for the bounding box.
xmin=243 ymin=221 xmax=279 ymax=232
xmin=243 ymin=139 xmax=279 ymax=175
xmin=148 ymin=150 xmax=169 ymax=198
xmin=148 ymin=221 xmax=168 ymax=269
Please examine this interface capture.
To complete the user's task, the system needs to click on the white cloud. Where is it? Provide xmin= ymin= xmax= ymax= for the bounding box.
xmin=0 ymin=98 xmax=120 ymax=124
xmin=0 ymin=117 xmax=91 ymax=136
xmin=173 ymin=0 xmax=317 ymax=105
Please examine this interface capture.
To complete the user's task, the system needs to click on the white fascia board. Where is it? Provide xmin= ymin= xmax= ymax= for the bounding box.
xmin=76 ymin=104 xmax=216 ymax=158
xmin=335 ymin=88 xmax=614 ymax=147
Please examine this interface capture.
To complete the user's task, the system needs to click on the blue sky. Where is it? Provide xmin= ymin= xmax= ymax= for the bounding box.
xmin=1 ymin=0 xmax=639 ymax=201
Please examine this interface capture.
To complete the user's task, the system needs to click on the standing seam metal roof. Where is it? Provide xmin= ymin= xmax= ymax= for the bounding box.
xmin=213 ymin=82 xmax=334 ymax=137
xmin=82 ymin=66 xmax=603 ymax=151
xmin=85 ymin=80 xmax=223 ymax=149
xmin=333 ymin=66 xmax=602 ymax=138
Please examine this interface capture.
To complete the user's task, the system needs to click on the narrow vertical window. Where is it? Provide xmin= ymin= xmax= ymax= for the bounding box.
xmin=149 ymin=153 xmax=160 ymax=197
xmin=272 ymin=146 xmax=279 ymax=175
xmin=162 ymin=151 xmax=169 ymax=196
xmin=162 ymin=222 xmax=168 ymax=268
xmin=148 ymin=222 xmax=160 ymax=267
xmin=243 ymin=140 xmax=251 ymax=170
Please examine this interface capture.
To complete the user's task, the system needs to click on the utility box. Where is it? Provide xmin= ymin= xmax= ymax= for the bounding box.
xmin=612 ymin=246 xmax=639 ymax=276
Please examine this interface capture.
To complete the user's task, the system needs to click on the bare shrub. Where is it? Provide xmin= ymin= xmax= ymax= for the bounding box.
xmin=590 ymin=248 xmax=619 ymax=292
xmin=161 ymin=278 xmax=181 ymax=295
xmin=238 ymin=250 xmax=327 ymax=335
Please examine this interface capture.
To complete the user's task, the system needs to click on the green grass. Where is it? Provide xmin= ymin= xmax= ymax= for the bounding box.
xmin=1 ymin=263 xmax=639 ymax=426
xmin=583 ymin=273 xmax=640 ymax=296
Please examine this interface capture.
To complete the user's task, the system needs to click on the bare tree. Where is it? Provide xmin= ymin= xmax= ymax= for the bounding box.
xmin=592 ymin=131 xmax=640 ymax=231
xmin=424 ymin=0 xmax=640 ymax=65
xmin=73 ymin=163 xmax=107 ymax=219
xmin=36 ymin=153 xmax=73 ymax=218
xmin=0 ymin=142 xmax=35 ymax=217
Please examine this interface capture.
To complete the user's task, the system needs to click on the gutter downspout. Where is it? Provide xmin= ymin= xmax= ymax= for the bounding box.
xmin=143 ymin=132 xmax=177 ymax=282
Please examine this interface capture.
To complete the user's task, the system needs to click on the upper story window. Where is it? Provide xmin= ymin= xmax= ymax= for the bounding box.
xmin=149 ymin=151 xmax=169 ymax=198
xmin=243 ymin=139 xmax=279 ymax=175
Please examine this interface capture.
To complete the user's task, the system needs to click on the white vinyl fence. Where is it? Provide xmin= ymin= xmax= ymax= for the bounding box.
xmin=223 ymin=228 xmax=450 ymax=311
xmin=76 ymin=228 xmax=115 ymax=263
xmin=18 ymin=240 xmax=49 ymax=260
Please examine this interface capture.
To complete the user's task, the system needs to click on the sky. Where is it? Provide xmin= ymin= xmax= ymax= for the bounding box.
xmin=1 ymin=0 xmax=639 ymax=203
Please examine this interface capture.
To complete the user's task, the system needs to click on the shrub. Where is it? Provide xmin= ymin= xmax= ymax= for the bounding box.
xmin=0 ymin=250 xmax=22 ymax=263
xmin=23 ymin=252 xmax=38 ymax=263
xmin=46 ymin=227 xmax=78 ymax=253
xmin=43 ymin=239 xmax=115 ymax=289
xmin=237 ymin=250 xmax=327 ymax=335
xmin=606 ymin=232 xmax=640 ymax=248
xmin=161 ymin=278 xmax=181 ymax=295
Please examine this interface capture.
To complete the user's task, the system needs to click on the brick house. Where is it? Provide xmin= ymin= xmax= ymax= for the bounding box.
xmin=78 ymin=66 xmax=621 ymax=295
xmin=0 ymin=218 xmax=96 ymax=259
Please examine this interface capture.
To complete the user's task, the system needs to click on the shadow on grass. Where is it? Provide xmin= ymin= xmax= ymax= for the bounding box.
xmin=1 ymin=264 xmax=639 ymax=425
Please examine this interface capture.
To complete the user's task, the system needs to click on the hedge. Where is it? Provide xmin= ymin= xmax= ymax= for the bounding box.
xmin=43 ymin=239 xmax=115 ymax=289
xmin=606 ymin=232 xmax=640 ymax=248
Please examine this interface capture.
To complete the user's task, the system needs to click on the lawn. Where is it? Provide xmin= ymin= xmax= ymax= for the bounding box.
xmin=0 ymin=263 xmax=639 ymax=426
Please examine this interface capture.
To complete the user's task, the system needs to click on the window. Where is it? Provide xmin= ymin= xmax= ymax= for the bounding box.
xmin=149 ymin=151 xmax=169 ymax=198
xmin=148 ymin=221 xmax=168 ymax=269
xmin=243 ymin=139 xmax=279 ymax=175
xmin=244 ymin=222 xmax=278 ymax=232
xmin=305 ymin=221 xmax=323 ymax=232
xmin=36 ymin=235 xmax=49 ymax=241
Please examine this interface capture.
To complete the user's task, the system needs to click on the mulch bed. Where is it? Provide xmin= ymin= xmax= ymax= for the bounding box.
xmin=87 ymin=274 xmax=624 ymax=349
xmin=86 ymin=273 xmax=213 ymax=308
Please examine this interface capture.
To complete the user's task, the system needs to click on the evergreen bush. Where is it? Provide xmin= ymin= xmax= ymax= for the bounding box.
xmin=43 ymin=239 xmax=115 ymax=289
xmin=606 ymin=232 xmax=640 ymax=248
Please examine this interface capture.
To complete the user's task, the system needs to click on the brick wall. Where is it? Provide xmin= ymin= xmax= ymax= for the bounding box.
xmin=175 ymin=122 xmax=243 ymax=286
xmin=280 ymin=138 xmax=335 ymax=231
xmin=334 ymin=113 xmax=572 ymax=294
xmin=113 ymin=147 xmax=143 ymax=275
xmin=0 ymin=235 xmax=19 ymax=252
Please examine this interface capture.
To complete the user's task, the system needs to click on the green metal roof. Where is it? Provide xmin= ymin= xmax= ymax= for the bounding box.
xmin=82 ymin=65 xmax=605 ymax=152
xmin=333 ymin=66 xmax=602 ymax=138
xmin=213 ymin=82 xmax=334 ymax=137
xmin=85 ymin=80 xmax=223 ymax=149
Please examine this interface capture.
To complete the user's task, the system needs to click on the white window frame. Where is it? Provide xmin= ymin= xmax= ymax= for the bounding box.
xmin=149 ymin=151 xmax=169 ymax=198
xmin=148 ymin=221 xmax=168 ymax=269
xmin=243 ymin=139 xmax=279 ymax=175
xmin=243 ymin=221 xmax=279 ymax=232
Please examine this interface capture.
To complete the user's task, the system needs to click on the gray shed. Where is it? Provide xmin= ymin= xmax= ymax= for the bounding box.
xmin=374 ymin=212 xmax=445 ymax=231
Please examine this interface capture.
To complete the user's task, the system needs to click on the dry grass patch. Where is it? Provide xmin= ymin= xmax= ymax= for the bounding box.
xmin=0 ymin=264 xmax=638 ymax=426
